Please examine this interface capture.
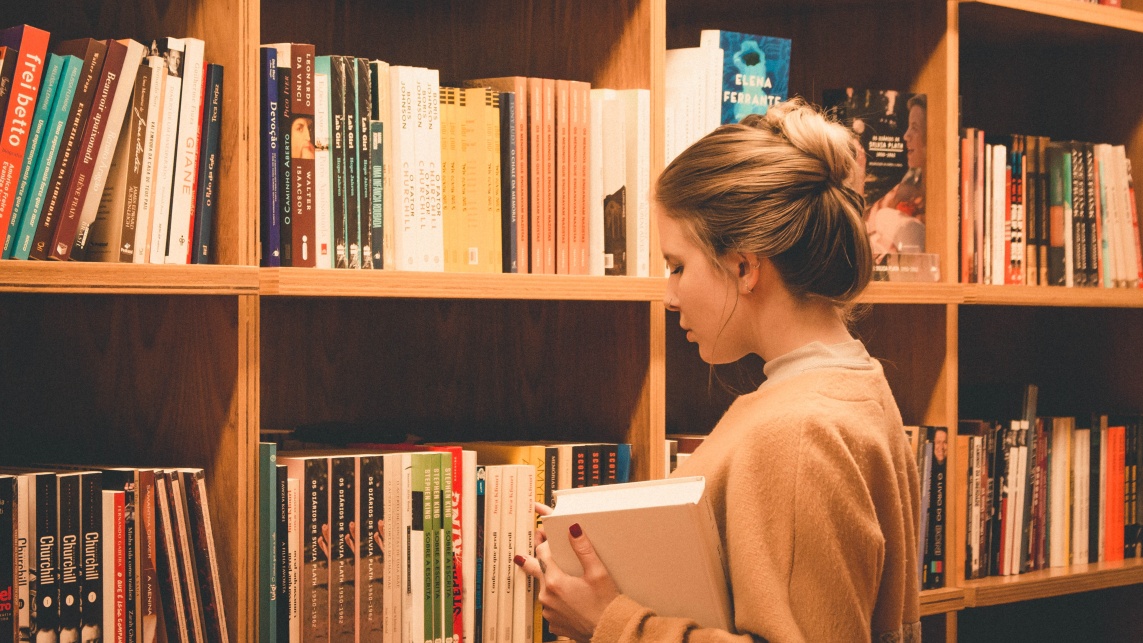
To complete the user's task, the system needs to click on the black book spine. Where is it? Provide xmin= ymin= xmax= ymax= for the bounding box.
xmin=79 ymin=472 xmax=103 ymax=638
xmin=342 ymin=58 xmax=360 ymax=270
xmin=989 ymin=423 xmax=1007 ymax=577
xmin=544 ymin=447 xmax=558 ymax=508
xmin=57 ymin=474 xmax=82 ymax=639
xmin=356 ymin=58 xmax=374 ymax=270
xmin=473 ymin=467 xmax=485 ymax=643
xmin=358 ymin=455 xmax=383 ymax=641
xmin=603 ymin=444 xmax=618 ymax=486
xmin=302 ymin=459 xmax=329 ymax=643
xmin=330 ymin=57 xmax=349 ymax=269
xmin=1083 ymin=143 xmax=1099 ymax=287
xmin=192 ymin=64 xmax=224 ymax=264
xmin=572 ymin=446 xmax=589 ymax=489
xmin=1070 ymin=141 xmax=1088 ymax=286
xmin=329 ymin=457 xmax=356 ymax=642
xmin=500 ymin=91 xmax=517 ymax=273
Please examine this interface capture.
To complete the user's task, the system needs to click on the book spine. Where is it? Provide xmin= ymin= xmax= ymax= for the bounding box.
xmin=330 ymin=56 xmax=349 ymax=269
xmin=133 ymin=59 xmax=164 ymax=263
xmin=499 ymin=91 xmax=517 ymax=273
xmin=3 ymin=53 xmax=62 ymax=259
xmin=473 ymin=467 xmax=485 ymax=643
xmin=511 ymin=467 xmax=534 ymax=643
xmin=276 ymin=45 xmax=294 ymax=266
xmin=313 ymin=57 xmax=333 ymax=269
xmin=484 ymin=90 xmax=502 ymax=273
xmin=58 ymin=474 xmax=82 ymax=637
xmin=303 ymin=458 xmax=330 ymax=643
xmin=286 ymin=478 xmax=300 ymax=643
xmin=0 ymin=25 xmax=49 ymax=251
xmin=357 ymin=456 xmax=384 ymax=642
xmin=342 ymin=57 xmax=360 ymax=269
xmin=356 ymin=58 xmax=374 ymax=270
xmin=277 ymin=466 xmax=290 ymax=643
xmin=329 ymin=457 xmax=356 ymax=643
xmin=261 ymin=48 xmax=282 ymax=266
xmin=438 ymin=454 xmax=454 ymax=643
xmin=181 ymin=471 xmax=227 ymax=643
xmin=101 ymin=490 xmax=125 ymax=643
xmin=369 ymin=121 xmax=384 ymax=269
xmin=371 ymin=62 xmax=394 ymax=270
xmin=29 ymin=41 xmax=107 ymax=260
xmin=80 ymin=472 xmax=104 ymax=638
xmin=192 ymin=64 xmax=223 ymax=264
xmin=163 ymin=38 xmax=204 ymax=263
xmin=418 ymin=67 xmax=444 ymax=271
xmin=497 ymin=466 xmax=516 ymax=643
xmin=148 ymin=42 xmax=184 ymax=264
xmin=170 ymin=473 xmax=208 ymax=642
xmin=390 ymin=67 xmax=418 ymax=269
xmin=290 ymin=45 xmax=316 ymax=267
xmin=108 ymin=62 xmax=153 ymax=263
xmin=154 ymin=473 xmax=190 ymax=643
xmin=0 ymin=477 xmax=14 ymax=643
xmin=542 ymin=78 xmax=555 ymax=275
xmin=260 ymin=445 xmax=279 ymax=643
xmin=555 ymin=79 xmax=570 ymax=275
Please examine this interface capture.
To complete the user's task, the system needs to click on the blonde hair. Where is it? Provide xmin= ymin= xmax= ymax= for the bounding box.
xmin=656 ymin=98 xmax=873 ymax=306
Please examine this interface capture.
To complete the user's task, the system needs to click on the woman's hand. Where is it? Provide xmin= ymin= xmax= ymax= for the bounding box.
xmin=515 ymin=522 xmax=620 ymax=643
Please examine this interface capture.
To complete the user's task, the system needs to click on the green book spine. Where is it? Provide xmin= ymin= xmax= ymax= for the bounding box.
xmin=259 ymin=443 xmax=278 ymax=643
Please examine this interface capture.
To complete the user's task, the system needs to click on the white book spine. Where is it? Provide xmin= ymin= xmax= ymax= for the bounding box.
xmin=415 ymin=66 xmax=444 ymax=272
xmin=381 ymin=453 xmax=404 ymax=642
xmin=165 ymin=38 xmax=206 ymax=263
xmin=497 ymin=466 xmax=517 ymax=643
xmin=588 ymin=91 xmax=604 ymax=276
xmin=149 ymin=44 xmax=184 ymax=264
xmin=481 ymin=466 xmax=502 ymax=643
xmin=78 ymin=40 xmax=145 ymax=253
xmin=619 ymin=89 xmax=651 ymax=277
xmin=992 ymin=145 xmax=1008 ymax=286
xmin=511 ymin=465 xmax=535 ymax=642
xmin=371 ymin=61 xmax=395 ymax=271
xmin=390 ymin=66 xmax=419 ymax=270
xmin=287 ymin=477 xmax=301 ymax=643
xmin=134 ymin=60 xmax=165 ymax=263
xmin=983 ymin=145 xmax=993 ymax=285
xmin=1072 ymin=431 xmax=1089 ymax=565
xmin=313 ymin=68 xmax=333 ymax=269
xmin=1114 ymin=146 xmax=1136 ymax=287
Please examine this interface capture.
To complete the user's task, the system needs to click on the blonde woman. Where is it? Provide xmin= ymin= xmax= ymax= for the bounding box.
xmin=516 ymin=99 xmax=922 ymax=643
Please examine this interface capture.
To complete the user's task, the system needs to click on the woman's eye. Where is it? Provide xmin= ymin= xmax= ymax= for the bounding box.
xmin=670 ymin=265 xmax=683 ymax=275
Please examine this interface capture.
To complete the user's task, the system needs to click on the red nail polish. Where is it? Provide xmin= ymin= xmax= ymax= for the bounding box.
xmin=569 ymin=523 xmax=582 ymax=538
xmin=513 ymin=555 xmax=526 ymax=567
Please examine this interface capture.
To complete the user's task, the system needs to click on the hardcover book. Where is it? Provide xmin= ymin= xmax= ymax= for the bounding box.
xmin=542 ymin=476 xmax=731 ymax=630
xmin=824 ymin=88 xmax=927 ymax=255
xmin=699 ymin=30 xmax=790 ymax=124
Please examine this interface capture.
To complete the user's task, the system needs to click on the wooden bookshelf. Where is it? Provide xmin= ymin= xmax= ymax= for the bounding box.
xmin=1 ymin=0 xmax=1142 ymax=642
xmin=962 ymin=558 xmax=1143 ymax=607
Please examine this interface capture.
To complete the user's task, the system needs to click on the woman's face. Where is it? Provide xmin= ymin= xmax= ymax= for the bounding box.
xmin=658 ymin=207 xmax=750 ymax=364
xmin=903 ymin=103 xmax=926 ymax=170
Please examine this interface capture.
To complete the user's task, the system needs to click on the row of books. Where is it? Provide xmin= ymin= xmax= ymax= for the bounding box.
xmin=259 ymin=44 xmax=653 ymax=277
xmin=958 ymin=405 xmax=1142 ymax=580
xmin=259 ymin=440 xmax=632 ymax=643
xmin=958 ymin=131 xmax=1141 ymax=288
xmin=0 ymin=465 xmax=228 ymax=643
xmin=664 ymin=29 xmax=792 ymax=163
xmin=0 ymin=24 xmax=224 ymax=265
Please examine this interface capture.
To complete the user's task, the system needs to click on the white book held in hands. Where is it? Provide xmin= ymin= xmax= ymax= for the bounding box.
xmin=542 ymin=475 xmax=732 ymax=631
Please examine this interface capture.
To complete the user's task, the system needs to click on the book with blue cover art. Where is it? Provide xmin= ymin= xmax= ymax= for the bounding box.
xmin=700 ymin=30 xmax=790 ymax=124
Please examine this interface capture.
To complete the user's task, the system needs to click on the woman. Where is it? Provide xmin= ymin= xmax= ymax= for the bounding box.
xmin=515 ymin=98 xmax=921 ymax=642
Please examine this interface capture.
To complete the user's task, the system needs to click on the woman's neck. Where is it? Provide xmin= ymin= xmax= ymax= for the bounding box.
xmin=750 ymin=291 xmax=853 ymax=363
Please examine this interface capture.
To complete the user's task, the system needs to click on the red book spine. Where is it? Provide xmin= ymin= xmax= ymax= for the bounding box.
xmin=0 ymin=25 xmax=50 ymax=251
xmin=114 ymin=491 xmax=127 ymax=643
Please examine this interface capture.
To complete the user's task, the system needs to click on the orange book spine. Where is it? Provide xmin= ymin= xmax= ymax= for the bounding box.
xmin=555 ymin=79 xmax=570 ymax=274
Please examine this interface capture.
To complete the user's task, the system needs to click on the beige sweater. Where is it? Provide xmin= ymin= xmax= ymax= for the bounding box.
xmin=593 ymin=349 xmax=921 ymax=643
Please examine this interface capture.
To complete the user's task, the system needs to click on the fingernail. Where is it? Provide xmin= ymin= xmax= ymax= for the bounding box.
xmin=569 ymin=523 xmax=582 ymax=538
xmin=513 ymin=555 xmax=526 ymax=567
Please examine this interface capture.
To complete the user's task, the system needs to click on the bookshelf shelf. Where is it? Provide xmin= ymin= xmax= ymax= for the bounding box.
xmin=858 ymin=282 xmax=963 ymax=305
xmin=921 ymin=587 xmax=967 ymax=617
xmin=961 ymin=284 xmax=1143 ymax=308
xmin=0 ymin=261 xmax=259 ymax=294
xmin=259 ymin=268 xmax=669 ymax=301
xmin=962 ymin=558 xmax=1143 ymax=607
xmin=959 ymin=0 xmax=1143 ymax=43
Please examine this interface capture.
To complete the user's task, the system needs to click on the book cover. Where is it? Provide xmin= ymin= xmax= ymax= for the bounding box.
xmin=277 ymin=454 xmax=330 ymax=643
xmin=328 ymin=456 xmax=356 ymax=643
xmin=289 ymin=45 xmax=316 ymax=267
xmin=179 ymin=469 xmax=229 ymax=643
xmin=72 ymin=38 xmax=145 ymax=260
xmin=543 ymin=476 xmax=731 ymax=630
xmin=154 ymin=473 xmax=190 ymax=643
xmin=29 ymin=38 xmax=107 ymax=260
xmin=355 ymin=58 xmax=374 ymax=270
xmin=313 ymin=56 xmax=333 ymax=269
xmin=191 ymin=64 xmax=223 ymax=264
xmin=169 ymin=473 xmax=208 ymax=642
xmin=272 ymin=44 xmax=295 ymax=267
xmin=0 ymin=25 xmax=50 ymax=252
xmin=356 ymin=455 xmax=384 ymax=643
xmin=824 ymin=88 xmax=926 ymax=255
xmin=162 ymin=37 xmax=204 ymax=264
xmin=147 ymin=39 xmax=184 ymax=264
xmin=87 ymin=53 xmax=150 ymax=263
xmin=699 ymin=30 xmax=790 ymax=123
xmin=260 ymin=47 xmax=282 ymax=266
xmin=2 ymin=52 xmax=63 ymax=259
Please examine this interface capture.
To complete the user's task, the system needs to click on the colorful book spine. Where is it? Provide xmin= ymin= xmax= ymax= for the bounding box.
xmin=2 ymin=53 xmax=62 ymax=258
xmin=163 ymin=37 xmax=205 ymax=263
xmin=699 ymin=29 xmax=791 ymax=123
xmin=260 ymin=48 xmax=282 ymax=266
xmin=101 ymin=489 xmax=125 ymax=643
xmin=0 ymin=476 xmax=14 ymax=643
xmin=191 ymin=63 xmax=223 ymax=264
xmin=0 ymin=25 xmax=50 ymax=251
xmin=289 ymin=45 xmax=316 ymax=267
xmin=259 ymin=444 xmax=278 ymax=643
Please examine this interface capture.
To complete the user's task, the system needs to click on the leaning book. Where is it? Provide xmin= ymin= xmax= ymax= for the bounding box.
xmin=542 ymin=476 xmax=731 ymax=631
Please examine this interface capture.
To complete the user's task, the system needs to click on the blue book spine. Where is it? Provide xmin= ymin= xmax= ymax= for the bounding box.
xmin=616 ymin=443 xmax=632 ymax=484
xmin=370 ymin=120 xmax=384 ymax=269
xmin=499 ymin=91 xmax=517 ymax=273
xmin=11 ymin=55 xmax=81 ymax=260
xmin=261 ymin=48 xmax=282 ymax=267
xmin=192 ymin=63 xmax=224 ymax=264
xmin=706 ymin=30 xmax=791 ymax=124
xmin=3 ymin=53 xmax=64 ymax=258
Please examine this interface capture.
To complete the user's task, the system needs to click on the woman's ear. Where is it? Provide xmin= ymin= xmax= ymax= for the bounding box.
xmin=731 ymin=252 xmax=763 ymax=294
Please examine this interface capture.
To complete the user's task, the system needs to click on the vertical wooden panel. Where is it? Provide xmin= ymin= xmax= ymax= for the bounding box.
xmin=644 ymin=301 xmax=667 ymax=480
